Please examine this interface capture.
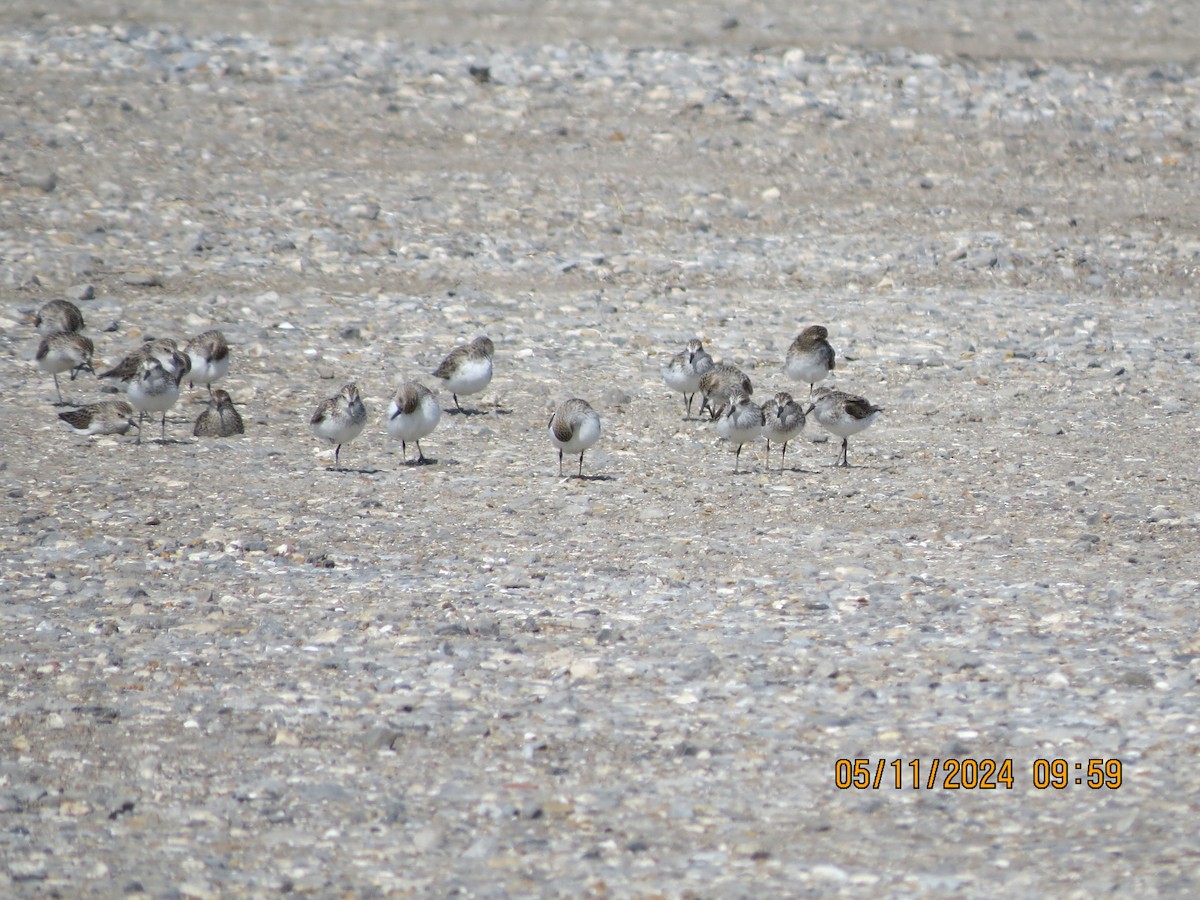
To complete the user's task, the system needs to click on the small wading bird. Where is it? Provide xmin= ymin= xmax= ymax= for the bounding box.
xmin=386 ymin=381 xmax=441 ymax=464
xmin=761 ymin=391 xmax=807 ymax=472
xmin=34 ymin=299 xmax=85 ymax=335
xmin=311 ymin=382 xmax=368 ymax=469
xmin=548 ymin=398 xmax=602 ymax=477
xmin=101 ymin=338 xmax=191 ymax=387
xmin=807 ymin=386 xmax=883 ymax=467
xmin=58 ymin=400 xmax=138 ymax=437
xmin=432 ymin=336 xmax=494 ymax=413
xmin=126 ymin=357 xmax=181 ymax=444
xmin=193 ymin=389 xmax=245 ymax=438
xmin=785 ymin=325 xmax=836 ymax=398
xmin=697 ymin=363 xmax=753 ymax=421
xmin=661 ymin=338 xmax=714 ymax=419
xmin=715 ymin=390 xmax=764 ymax=474
xmin=36 ymin=331 xmax=94 ymax=404
xmin=184 ymin=329 xmax=231 ymax=397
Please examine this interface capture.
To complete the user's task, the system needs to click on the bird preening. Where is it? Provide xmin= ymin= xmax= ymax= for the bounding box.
xmin=548 ymin=398 xmax=602 ymax=478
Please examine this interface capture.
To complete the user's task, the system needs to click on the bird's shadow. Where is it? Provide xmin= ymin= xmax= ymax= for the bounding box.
xmin=556 ymin=473 xmax=615 ymax=482
xmin=823 ymin=462 xmax=896 ymax=473
xmin=447 ymin=406 xmax=511 ymax=417
xmin=326 ymin=465 xmax=381 ymax=475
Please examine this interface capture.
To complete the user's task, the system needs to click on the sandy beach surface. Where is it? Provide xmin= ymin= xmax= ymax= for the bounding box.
xmin=2 ymin=1 xmax=1199 ymax=895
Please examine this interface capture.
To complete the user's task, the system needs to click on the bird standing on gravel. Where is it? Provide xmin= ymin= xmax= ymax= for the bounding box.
xmin=697 ymin=363 xmax=753 ymax=421
xmin=184 ymin=329 xmax=231 ymax=397
xmin=549 ymin=398 xmax=602 ymax=477
xmin=36 ymin=331 xmax=94 ymax=404
xmin=432 ymin=336 xmax=494 ymax=413
xmin=102 ymin=338 xmax=191 ymax=387
xmin=34 ymin=299 xmax=85 ymax=335
xmin=386 ymin=381 xmax=441 ymax=464
xmin=661 ymin=338 xmax=714 ymax=419
xmin=761 ymin=391 xmax=807 ymax=472
xmin=807 ymin=386 xmax=883 ymax=468
xmin=126 ymin=357 xmax=181 ymax=444
xmin=715 ymin=390 xmax=764 ymax=474
xmin=785 ymin=325 xmax=836 ymax=398
xmin=311 ymin=382 xmax=367 ymax=470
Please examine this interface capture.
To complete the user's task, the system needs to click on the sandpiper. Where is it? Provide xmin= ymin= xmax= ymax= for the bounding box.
xmin=808 ymin=387 xmax=883 ymax=467
xmin=548 ymin=398 xmax=602 ymax=477
xmin=432 ymin=336 xmax=494 ymax=413
xmin=184 ymin=329 xmax=231 ymax=396
xmin=34 ymin=299 xmax=85 ymax=335
xmin=36 ymin=331 xmax=94 ymax=404
xmin=785 ymin=325 xmax=836 ymax=398
xmin=385 ymin=381 xmax=441 ymax=464
xmin=193 ymin=389 xmax=245 ymax=438
xmin=311 ymin=382 xmax=368 ymax=469
xmin=102 ymin=338 xmax=191 ymax=387
xmin=698 ymin=363 xmax=753 ymax=421
xmin=715 ymin=390 xmax=764 ymax=474
xmin=661 ymin=338 xmax=714 ymax=419
xmin=126 ymin=357 xmax=181 ymax=444
xmin=58 ymin=400 xmax=137 ymax=437
xmin=761 ymin=391 xmax=807 ymax=472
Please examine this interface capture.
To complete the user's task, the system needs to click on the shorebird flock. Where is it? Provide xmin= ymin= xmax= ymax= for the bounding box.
xmin=32 ymin=299 xmax=239 ymax=444
xmin=29 ymin=299 xmax=883 ymax=476
xmin=663 ymin=325 xmax=884 ymax=472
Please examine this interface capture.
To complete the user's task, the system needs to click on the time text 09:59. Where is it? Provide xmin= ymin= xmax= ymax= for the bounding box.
xmin=834 ymin=758 xmax=1123 ymax=790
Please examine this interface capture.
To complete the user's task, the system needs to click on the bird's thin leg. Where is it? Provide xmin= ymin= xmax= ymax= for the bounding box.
xmin=160 ymin=412 xmax=167 ymax=442
xmin=53 ymin=373 xmax=63 ymax=404
xmin=453 ymin=394 xmax=463 ymax=413
xmin=334 ymin=444 xmax=342 ymax=470
xmin=400 ymin=440 xmax=408 ymax=463
xmin=416 ymin=441 xmax=427 ymax=464
xmin=684 ymin=393 xmax=694 ymax=419
xmin=781 ymin=441 xmax=788 ymax=473
xmin=136 ymin=412 xmax=145 ymax=445
xmin=734 ymin=443 xmax=742 ymax=474
xmin=577 ymin=452 xmax=585 ymax=478
xmin=839 ymin=438 xmax=849 ymax=467
xmin=558 ymin=449 xmax=564 ymax=477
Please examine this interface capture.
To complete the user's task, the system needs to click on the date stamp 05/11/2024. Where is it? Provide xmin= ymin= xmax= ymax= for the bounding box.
xmin=834 ymin=758 xmax=1124 ymax=791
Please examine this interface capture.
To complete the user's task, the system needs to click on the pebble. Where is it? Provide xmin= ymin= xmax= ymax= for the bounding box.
xmin=411 ymin=827 xmax=443 ymax=852
xmin=7 ymin=859 xmax=48 ymax=882
xmin=16 ymin=171 xmax=57 ymax=192
xmin=66 ymin=283 xmax=95 ymax=301
xmin=122 ymin=270 xmax=163 ymax=287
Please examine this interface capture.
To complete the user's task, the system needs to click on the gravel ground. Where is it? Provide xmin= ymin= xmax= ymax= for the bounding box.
xmin=2 ymin=2 xmax=1200 ymax=896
